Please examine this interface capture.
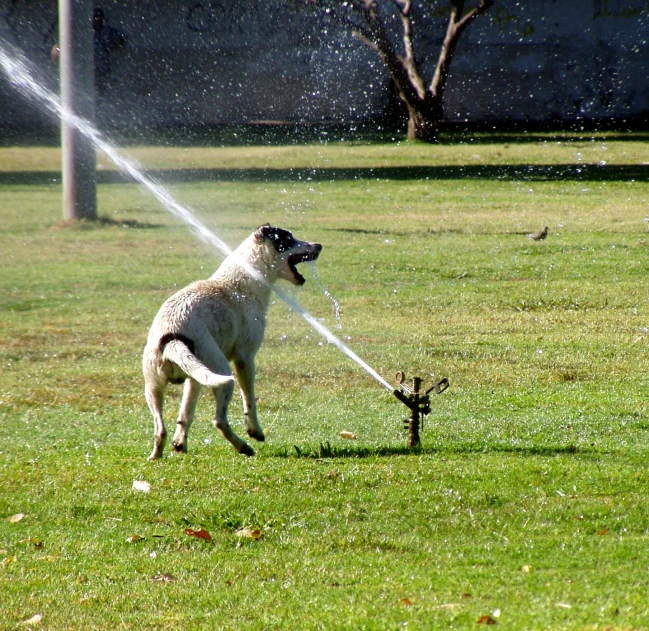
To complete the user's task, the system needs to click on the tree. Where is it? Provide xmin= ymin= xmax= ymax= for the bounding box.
xmin=305 ymin=0 xmax=494 ymax=142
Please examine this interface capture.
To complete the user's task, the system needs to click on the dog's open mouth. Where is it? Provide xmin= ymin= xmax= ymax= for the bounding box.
xmin=288 ymin=246 xmax=322 ymax=286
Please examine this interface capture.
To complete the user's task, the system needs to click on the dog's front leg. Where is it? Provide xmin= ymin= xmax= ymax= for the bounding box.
xmin=235 ymin=357 xmax=265 ymax=442
xmin=172 ymin=378 xmax=201 ymax=453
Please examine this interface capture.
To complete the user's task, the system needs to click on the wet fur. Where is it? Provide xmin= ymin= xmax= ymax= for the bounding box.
xmin=142 ymin=225 xmax=322 ymax=460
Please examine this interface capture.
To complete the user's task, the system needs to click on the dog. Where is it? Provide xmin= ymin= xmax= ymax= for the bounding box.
xmin=142 ymin=224 xmax=322 ymax=460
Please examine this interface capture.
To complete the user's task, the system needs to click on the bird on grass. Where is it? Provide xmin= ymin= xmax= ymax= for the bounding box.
xmin=527 ymin=226 xmax=549 ymax=241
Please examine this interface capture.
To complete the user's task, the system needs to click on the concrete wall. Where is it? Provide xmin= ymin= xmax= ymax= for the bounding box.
xmin=1 ymin=0 xmax=648 ymax=135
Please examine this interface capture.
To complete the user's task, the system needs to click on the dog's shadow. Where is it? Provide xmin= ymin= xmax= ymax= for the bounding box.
xmin=270 ymin=441 xmax=589 ymax=460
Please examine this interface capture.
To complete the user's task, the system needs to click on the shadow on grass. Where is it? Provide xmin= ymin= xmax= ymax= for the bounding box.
xmin=270 ymin=441 xmax=588 ymax=460
xmin=0 ymin=163 xmax=647 ymax=186
xmin=52 ymin=215 xmax=164 ymax=230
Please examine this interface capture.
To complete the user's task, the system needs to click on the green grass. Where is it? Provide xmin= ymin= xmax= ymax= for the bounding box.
xmin=1 ymin=137 xmax=649 ymax=630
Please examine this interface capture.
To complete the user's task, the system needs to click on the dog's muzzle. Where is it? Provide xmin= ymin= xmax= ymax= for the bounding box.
xmin=288 ymin=243 xmax=322 ymax=286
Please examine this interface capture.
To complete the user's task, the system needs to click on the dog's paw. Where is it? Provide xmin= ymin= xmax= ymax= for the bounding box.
xmin=171 ymin=441 xmax=187 ymax=453
xmin=238 ymin=443 xmax=255 ymax=457
xmin=247 ymin=428 xmax=265 ymax=442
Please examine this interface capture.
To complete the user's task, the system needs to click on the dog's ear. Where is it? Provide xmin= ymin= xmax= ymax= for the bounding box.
xmin=254 ymin=224 xmax=272 ymax=242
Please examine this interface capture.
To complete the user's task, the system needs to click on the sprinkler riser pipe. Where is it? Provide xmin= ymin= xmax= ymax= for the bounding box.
xmin=393 ymin=373 xmax=449 ymax=448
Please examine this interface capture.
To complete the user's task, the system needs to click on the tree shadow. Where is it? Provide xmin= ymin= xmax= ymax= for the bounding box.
xmin=0 ymin=163 xmax=646 ymax=186
xmin=270 ymin=441 xmax=591 ymax=460
xmin=55 ymin=215 xmax=163 ymax=229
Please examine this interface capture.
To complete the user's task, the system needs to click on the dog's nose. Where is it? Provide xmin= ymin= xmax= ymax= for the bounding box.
xmin=313 ymin=243 xmax=323 ymax=254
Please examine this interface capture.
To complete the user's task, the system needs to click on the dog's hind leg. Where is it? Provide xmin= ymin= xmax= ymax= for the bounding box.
xmin=198 ymin=340 xmax=255 ymax=456
xmin=212 ymin=378 xmax=255 ymax=456
xmin=235 ymin=358 xmax=265 ymax=442
xmin=172 ymin=379 xmax=201 ymax=453
xmin=145 ymin=381 xmax=167 ymax=460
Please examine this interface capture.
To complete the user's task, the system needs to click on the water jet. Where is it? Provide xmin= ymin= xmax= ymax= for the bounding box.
xmin=0 ymin=41 xmax=449 ymax=448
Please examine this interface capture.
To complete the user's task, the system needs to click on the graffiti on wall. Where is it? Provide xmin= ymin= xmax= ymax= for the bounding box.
xmin=594 ymin=0 xmax=649 ymax=18
xmin=1 ymin=0 xmax=58 ymax=52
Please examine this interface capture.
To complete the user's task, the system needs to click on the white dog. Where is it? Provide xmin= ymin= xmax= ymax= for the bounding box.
xmin=143 ymin=225 xmax=322 ymax=460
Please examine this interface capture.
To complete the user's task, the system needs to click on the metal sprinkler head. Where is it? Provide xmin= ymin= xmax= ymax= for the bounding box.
xmin=393 ymin=371 xmax=449 ymax=448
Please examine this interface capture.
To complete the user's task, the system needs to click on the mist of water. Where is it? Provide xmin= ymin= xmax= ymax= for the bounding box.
xmin=0 ymin=42 xmax=394 ymax=393
xmin=308 ymin=260 xmax=342 ymax=329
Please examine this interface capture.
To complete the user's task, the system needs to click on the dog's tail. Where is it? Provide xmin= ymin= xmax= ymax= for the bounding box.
xmin=161 ymin=336 xmax=234 ymax=388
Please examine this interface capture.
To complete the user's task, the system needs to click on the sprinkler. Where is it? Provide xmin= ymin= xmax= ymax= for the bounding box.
xmin=393 ymin=371 xmax=449 ymax=448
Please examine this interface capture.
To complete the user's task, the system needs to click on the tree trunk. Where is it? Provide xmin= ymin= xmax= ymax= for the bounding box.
xmin=406 ymin=104 xmax=440 ymax=142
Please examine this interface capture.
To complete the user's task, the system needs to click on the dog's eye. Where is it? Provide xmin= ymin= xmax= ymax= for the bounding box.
xmin=268 ymin=229 xmax=295 ymax=252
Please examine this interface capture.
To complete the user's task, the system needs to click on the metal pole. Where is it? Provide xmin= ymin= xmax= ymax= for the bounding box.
xmin=58 ymin=0 xmax=96 ymax=221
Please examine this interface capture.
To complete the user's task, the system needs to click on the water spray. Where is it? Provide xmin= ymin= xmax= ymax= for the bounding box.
xmin=0 ymin=42 xmax=449 ymax=447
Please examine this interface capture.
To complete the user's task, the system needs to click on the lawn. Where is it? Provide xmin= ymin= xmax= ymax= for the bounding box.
xmin=1 ymin=135 xmax=649 ymax=630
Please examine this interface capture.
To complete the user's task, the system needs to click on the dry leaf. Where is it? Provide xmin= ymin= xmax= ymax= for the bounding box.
xmin=597 ymin=528 xmax=608 ymax=536
xmin=22 ymin=538 xmax=43 ymax=550
xmin=339 ymin=431 xmax=356 ymax=440
xmin=185 ymin=528 xmax=212 ymax=542
xmin=21 ymin=614 xmax=42 ymax=626
xmin=126 ymin=534 xmax=145 ymax=543
xmin=235 ymin=527 xmax=263 ymax=540
xmin=8 ymin=513 xmax=25 ymax=523
xmin=150 ymin=572 xmax=176 ymax=582
xmin=132 ymin=480 xmax=151 ymax=493
xmin=399 ymin=597 xmax=414 ymax=606
xmin=477 ymin=615 xmax=497 ymax=625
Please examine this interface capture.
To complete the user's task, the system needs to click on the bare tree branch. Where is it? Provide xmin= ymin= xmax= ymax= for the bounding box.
xmin=456 ymin=0 xmax=494 ymax=33
xmin=392 ymin=0 xmax=427 ymax=99
xmin=429 ymin=0 xmax=493 ymax=100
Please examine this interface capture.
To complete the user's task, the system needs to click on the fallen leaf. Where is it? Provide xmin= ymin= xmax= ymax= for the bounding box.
xmin=235 ymin=527 xmax=263 ymax=540
xmin=597 ymin=528 xmax=608 ymax=536
xmin=339 ymin=431 xmax=356 ymax=440
xmin=461 ymin=593 xmax=473 ymax=599
xmin=477 ymin=615 xmax=497 ymax=625
xmin=399 ymin=597 xmax=414 ymax=606
xmin=185 ymin=528 xmax=212 ymax=542
xmin=150 ymin=572 xmax=175 ymax=582
xmin=21 ymin=614 xmax=42 ymax=626
xmin=126 ymin=534 xmax=145 ymax=543
xmin=8 ymin=513 xmax=25 ymax=523
xmin=521 ymin=565 xmax=531 ymax=573
xmin=132 ymin=480 xmax=151 ymax=493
